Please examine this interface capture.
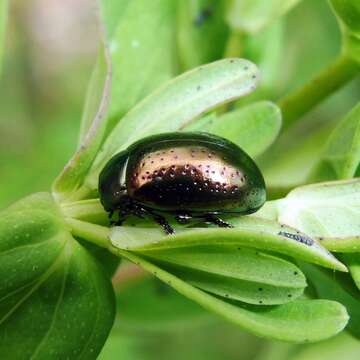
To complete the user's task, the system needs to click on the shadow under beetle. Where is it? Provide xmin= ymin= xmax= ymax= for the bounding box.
xmin=98 ymin=132 xmax=266 ymax=234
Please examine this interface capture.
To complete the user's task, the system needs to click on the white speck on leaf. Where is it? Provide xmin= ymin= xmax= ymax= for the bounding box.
xmin=131 ymin=39 xmax=140 ymax=48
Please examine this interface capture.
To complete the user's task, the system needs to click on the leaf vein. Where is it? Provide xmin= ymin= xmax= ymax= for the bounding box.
xmin=0 ymin=240 xmax=68 ymax=327
xmin=30 ymin=245 xmax=71 ymax=359
xmin=78 ymin=258 xmax=101 ymax=360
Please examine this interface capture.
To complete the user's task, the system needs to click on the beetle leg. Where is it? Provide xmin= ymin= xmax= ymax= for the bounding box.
xmin=174 ymin=212 xmax=193 ymax=225
xmin=131 ymin=204 xmax=147 ymax=219
xmin=204 ymin=214 xmax=233 ymax=228
xmin=126 ymin=203 xmax=174 ymax=234
xmin=117 ymin=200 xmax=174 ymax=234
xmin=109 ymin=210 xmax=117 ymax=225
xmin=113 ymin=209 xmax=128 ymax=226
xmin=150 ymin=212 xmax=175 ymax=235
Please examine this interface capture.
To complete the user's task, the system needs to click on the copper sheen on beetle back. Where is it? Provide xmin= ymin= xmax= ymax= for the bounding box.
xmin=98 ymin=132 xmax=266 ymax=234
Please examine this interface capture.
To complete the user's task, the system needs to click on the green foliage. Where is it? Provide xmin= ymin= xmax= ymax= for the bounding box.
xmin=115 ymin=250 xmax=348 ymax=343
xmin=85 ymin=58 xmax=260 ymax=190
xmin=243 ymin=19 xmax=285 ymax=97
xmin=259 ymin=123 xmax=335 ymax=188
xmin=226 ymin=0 xmax=302 ymax=34
xmin=272 ymin=179 xmax=360 ymax=241
xmin=140 ymin=246 xmax=306 ymax=305
xmin=340 ymin=253 xmax=360 ymax=290
xmin=331 ymin=0 xmax=360 ymax=62
xmin=0 ymin=193 xmax=115 ymax=358
xmin=52 ymin=34 xmax=112 ymax=201
xmin=261 ymin=180 xmax=360 ymax=334
xmin=101 ymin=0 xmax=177 ymax=133
xmin=331 ymin=0 xmax=360 ymax=34
xmin=1 ymin=0 xmax=360 ymax=357
xmin=109 ymin=219 xmax=346 ymax=272
xmin=78 ymin=46 xmax=111 ymax=143
xmin=258 ymin=178 xmax=360 ymax=252
xmin=105 ymin=211 xmax=353 ymax=339
xmin=176 ymin=0 xmax=228 ymax=71
xmin=310 ymin=102 xmax=360 ymax=181
xmin=53 ymin=0 xmax=177 ymax=202
xmin=301 ymin=264 xmax=360 ymax=339
xmin=184 ymin=101 xmax=282 ymax=157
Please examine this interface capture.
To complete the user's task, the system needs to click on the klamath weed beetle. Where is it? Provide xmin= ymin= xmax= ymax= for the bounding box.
xmin=99 ymin=132 xmax=266 ymax=234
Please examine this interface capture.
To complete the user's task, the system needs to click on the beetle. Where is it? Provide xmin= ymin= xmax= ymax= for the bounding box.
xmin=98 ymin=132 xmax=266 ymax=234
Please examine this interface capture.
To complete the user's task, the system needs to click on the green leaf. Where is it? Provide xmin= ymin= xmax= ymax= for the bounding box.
xmin=53 ymin=0 xmax=176 ymax=202
xmin=331 ymin=0 xmax=360 ymax=34
xmin=275 ymin=179 xmax=360 ymax=251
xmin=113 ymin=274 xmax=210 ymax=333
xmin=100 ymin=0 xmax=131 ymax=38
xmin=77 ymin=48 xmax=112 ymax=144
xmin=330 ymin=0 xmax=360 ymax=62
xmin=0 ymin=193 xmax=115 ymax=359
xmin=256 ymin=332 xmax=360 ymax=360
xmin=109 ymin=216 xmax=347 ymax=272
xmin=0 ymin=0 xmax=8 ymax=76
xmin=60 ymin=198 xmax=109 ymax=225
xmin=85 ymin=58 xmax=260 ymax=190
xmin=144 ymin=246 xmax=305 ymax=288
xmin=243 ymin=19 xmax=284 ymax=94
xmin=115 ymin=250 xmax=348 ymax=343
xmin=184 ymin=101 xmax=282 ymax=158
xmin=76 ymin=238 xmax=120 ymax=278
xmin=6 ymin=192 xmax=61 ymax=214
xmin=52 ymin=22 xmax=112 ymax=202
xmin=301 ymin=263 xmax=360 ymax=339
xmin=142 ymin=246 xmax=305 ymax=305
xmin=28 ymin=198 xmax=120 ymax=279
xmin=172 ymin=268 xmax=304 ymax=306
xmin=309 ymin=102 xmax=360 ymax=182
xmin=226 ymin=0 xmax=302 ymax=34
xmin=259 ymin=122 xmax=336 ymax=189
xmin=339 ymin=253 xmax=360 ymax=290
xmin=176 ymin=0 xmax=228 ymax=71
xmin=321 ymin=236 xmax=360 ymax=253
xmin=103 ymin=0 xmax=176 ymax=134
xmin=181 ymin=112 xmax=217 ymax=133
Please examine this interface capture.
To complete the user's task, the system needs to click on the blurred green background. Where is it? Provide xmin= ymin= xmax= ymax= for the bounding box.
xmin=1 ymin=0 xmax=359 ymax=359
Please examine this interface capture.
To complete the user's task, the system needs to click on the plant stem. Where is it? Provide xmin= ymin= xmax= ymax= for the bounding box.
xmin=278 ymin=55 xmax=359 ymax=131
xmin=224 ymin=30 xmax=245 ymax=58
xmin=62 ymin=184 xmax=94 ymax=203
xmin=61 ymin=198 xmax=107 ymax=223
xmin=66 ymin=218 xmax=111 ymax=249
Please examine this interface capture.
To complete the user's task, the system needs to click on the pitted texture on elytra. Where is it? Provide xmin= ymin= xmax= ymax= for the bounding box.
xmin=132 ymin=146 xmax=246 ymax=187
xmin=99 ymin=132 xmax=266 ymax=216
xmin=128 ymin=146 xmax=252 ymax=210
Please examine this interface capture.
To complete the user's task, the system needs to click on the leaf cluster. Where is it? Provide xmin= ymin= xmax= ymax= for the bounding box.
xmin=0 ymin=0 xmax=359 ymax=358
